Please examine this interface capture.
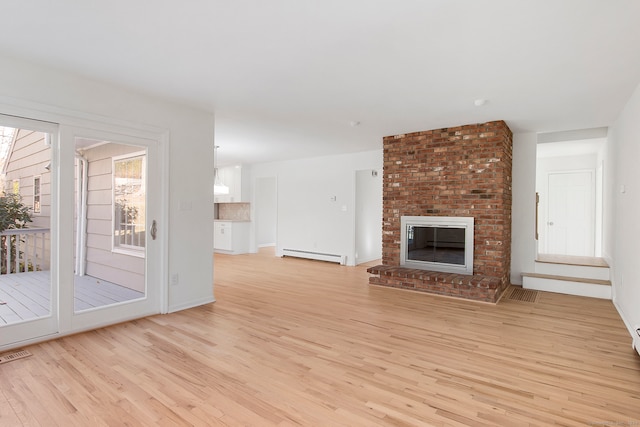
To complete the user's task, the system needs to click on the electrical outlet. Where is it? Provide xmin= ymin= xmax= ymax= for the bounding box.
xmin=171 ymin=273 xmax=179 ymax=286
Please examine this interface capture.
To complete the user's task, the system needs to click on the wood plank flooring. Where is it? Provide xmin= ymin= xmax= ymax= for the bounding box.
xmin=0 ymin=248 xmax=639 ymax=426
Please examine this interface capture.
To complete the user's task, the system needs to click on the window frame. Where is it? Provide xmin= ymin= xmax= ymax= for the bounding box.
xmin=33 ymin=175 xmax=41 ymax=214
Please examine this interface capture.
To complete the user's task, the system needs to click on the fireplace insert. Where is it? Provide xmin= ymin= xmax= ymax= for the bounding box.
xmin=400 ymin=216 xmax=474 ymax=275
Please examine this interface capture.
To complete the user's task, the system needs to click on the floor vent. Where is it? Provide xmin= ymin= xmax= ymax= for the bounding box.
xmin=0 ymin=349 xmax=32 ymax=364
xmin=508 ymin=287 xmax=539 ymax=303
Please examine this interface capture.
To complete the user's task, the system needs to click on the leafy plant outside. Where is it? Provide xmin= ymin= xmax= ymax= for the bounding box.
xmin=0 ymin=193 xmax=34 ymax=274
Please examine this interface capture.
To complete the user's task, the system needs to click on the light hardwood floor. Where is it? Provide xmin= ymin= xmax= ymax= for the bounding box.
xmin=1 ymin=248 xmax=639 ymax=426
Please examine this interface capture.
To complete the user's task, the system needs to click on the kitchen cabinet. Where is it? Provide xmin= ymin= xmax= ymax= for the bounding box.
xmin=214 ymin=165 xmax=248 ymax=203
xmin=214 ymin=221 xmax=250 ymax=254
xmin=213 ymin=221 xmax=233 ymax=251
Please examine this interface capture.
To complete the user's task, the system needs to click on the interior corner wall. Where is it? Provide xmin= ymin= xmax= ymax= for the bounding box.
xmin=608 ymin=83 xmax=640 ymax=335
xmin=0 ymin=54 xmax=215 ymax=313
xmin=510 ymin=132 xmax=537 ymax=285
xmin=249 ymin=149 xmax=383 ymax=266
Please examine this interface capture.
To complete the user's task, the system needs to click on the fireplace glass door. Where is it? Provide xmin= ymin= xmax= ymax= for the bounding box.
xmin=407 ymin=226 xmax=465 ymax=265
xmin=400 ymin=216 xmax=474 ymax=275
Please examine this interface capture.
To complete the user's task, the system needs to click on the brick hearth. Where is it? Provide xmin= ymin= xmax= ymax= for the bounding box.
xmin=367 ymin=121 xmax=513 ymax=303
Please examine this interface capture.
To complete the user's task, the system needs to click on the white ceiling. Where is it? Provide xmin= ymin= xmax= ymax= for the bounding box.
xmin=1 ymin=1 xmax=639 ymax=166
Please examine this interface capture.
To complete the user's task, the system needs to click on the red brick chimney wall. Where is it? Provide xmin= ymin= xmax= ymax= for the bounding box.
xmin=368 ymin=121 xmax=513 ymax=302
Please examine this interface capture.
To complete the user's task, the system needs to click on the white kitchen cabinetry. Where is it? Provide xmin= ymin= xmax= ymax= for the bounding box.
xmin=214 ymin=166 xmax=247 ymax=203
xmin=213 ymin=221 xmax=233 ymax=251
xmin=214 ymin=221 xmax=250 ymax=254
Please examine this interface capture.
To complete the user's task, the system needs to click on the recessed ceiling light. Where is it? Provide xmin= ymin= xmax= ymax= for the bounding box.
xmin=349 ymin=121 xmax=361 ymax=127
xmin=474 ymin=99 xmax=488 ymax=107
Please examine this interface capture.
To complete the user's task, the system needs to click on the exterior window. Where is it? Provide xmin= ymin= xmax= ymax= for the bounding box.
xmin=33 ymin=176 xmax=41 ymax=213
xmin=113 ymin=153 xmax=145 ymax=252
xmin=12 ymin=179 xmax=19 ymax=195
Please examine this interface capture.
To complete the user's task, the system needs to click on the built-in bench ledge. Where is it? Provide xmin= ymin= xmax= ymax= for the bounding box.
xmin=366 ymin=265 xmax=504 ymax=303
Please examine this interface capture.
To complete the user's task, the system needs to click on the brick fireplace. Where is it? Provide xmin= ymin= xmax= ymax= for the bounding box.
xmin=367 ymin=121 xmax=513 ymax=303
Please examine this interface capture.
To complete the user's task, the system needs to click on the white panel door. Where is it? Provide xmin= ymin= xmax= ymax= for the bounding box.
xmin=0 ymin=118 xmax=166 ymax=350
xmin=546 ymin=171 xmax=595 ymax=256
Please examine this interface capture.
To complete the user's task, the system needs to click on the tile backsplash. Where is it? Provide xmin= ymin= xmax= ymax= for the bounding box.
xmin=217 ymin=202 xmax=250 ymax=221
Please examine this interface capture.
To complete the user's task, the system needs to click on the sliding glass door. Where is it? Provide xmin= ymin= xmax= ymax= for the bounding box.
xmin=0 ymin=115 xmax=58 ymax=348
xmin=64 ymin=127 xmax=162 ymax=333
xmin=0 ymin=118 xmax=164 ymax=350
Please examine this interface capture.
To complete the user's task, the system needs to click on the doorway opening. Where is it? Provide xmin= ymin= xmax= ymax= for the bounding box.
xmin=355 ymin=169 xmax=382 ymax=265
xmin=536 ymin=132 xmax=606 ymax=258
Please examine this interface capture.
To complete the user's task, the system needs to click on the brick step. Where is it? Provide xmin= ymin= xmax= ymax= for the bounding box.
xmin=367 ymin=265 xmax=505 ymax=303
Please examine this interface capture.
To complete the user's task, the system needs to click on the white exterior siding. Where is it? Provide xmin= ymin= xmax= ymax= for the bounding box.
xmin=3 ymin=129 xmax=51 ymax=229
xmin=81 ymin=142 xmax=145 ymax=292
xmin=2 ymin=129 xmax=51 ymax=271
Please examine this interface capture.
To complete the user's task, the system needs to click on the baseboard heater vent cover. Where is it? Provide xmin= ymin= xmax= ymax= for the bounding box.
xmin=0 ymin=349 xmax=32 ymax=365
xmin=282 ymin=249 xmax=346 ymax=265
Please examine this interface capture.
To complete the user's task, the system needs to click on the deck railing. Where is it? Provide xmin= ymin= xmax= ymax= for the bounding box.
xmin=0 ymin=228 xmax=50 ymax=274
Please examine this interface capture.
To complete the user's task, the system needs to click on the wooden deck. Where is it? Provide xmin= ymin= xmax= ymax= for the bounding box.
xmin=0 ymin=271 xmax=144 ymax=325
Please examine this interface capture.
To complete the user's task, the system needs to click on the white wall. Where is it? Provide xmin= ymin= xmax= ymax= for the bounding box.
xmin=252 ymin=136 xmax=538 ymax=277
xmin=510 ymin=132 xmax=537 ymax=285
xmin=249 ymin=150 xmax=382 ymax=266
xmin=0 ymin=55 xmax=214 ymax=313
xmin=608 ymin=83 xmax=640 ymax=336
xmin=536 ymin=153 xmax=597 ymax=191
xmin=255 ymin=176 xmax=277 ymax=247
xmin=355 ymin=169 xmax=382 ymax=264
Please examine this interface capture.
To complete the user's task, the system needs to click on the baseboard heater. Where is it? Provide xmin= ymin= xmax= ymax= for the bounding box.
xmin=282 ymin=249 xmax=346 ymax=265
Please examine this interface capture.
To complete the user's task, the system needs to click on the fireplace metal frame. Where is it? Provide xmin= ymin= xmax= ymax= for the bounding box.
xmin=400 ymin=216 xmax=474 ymax=275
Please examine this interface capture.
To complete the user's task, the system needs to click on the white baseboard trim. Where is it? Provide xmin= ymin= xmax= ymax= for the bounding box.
xmin=613 ymin=299 xmax=640 ymax=358
xmin=168 ymin=296 xmax=215 ymax=313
